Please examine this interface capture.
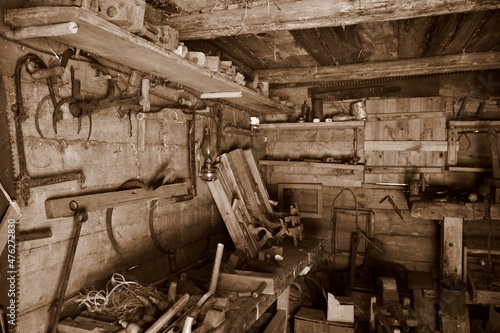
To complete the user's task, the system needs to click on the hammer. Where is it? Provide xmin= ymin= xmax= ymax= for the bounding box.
xmin=379 ymin=195 xmax=403 ymax=220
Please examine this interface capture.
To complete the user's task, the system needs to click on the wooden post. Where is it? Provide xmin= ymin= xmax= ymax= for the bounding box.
xmin=440 ymin=217 xmax=469 ymax=333
xmin=441 ymin=217 xmax=463 ymax=280
xmin=276 ymin=286 xmax=290 ymax=333
xmin=447 ymin=126 xmax=459 ymax=166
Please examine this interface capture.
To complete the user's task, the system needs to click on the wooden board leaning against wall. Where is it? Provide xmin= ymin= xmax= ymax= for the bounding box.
xmin=0 ymin=36 xmax=257 ymax=332
xmin=259 ymin=96 xmax=496 ymax=272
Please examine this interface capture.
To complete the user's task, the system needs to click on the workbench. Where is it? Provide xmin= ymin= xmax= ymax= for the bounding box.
xmin=217 ymin=238 xmax=325 ymax=332
xmin=410 ymin=200 xmax=500 ymax=332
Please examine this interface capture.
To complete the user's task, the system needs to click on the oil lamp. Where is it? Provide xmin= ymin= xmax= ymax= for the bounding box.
xmin=200 ymin=126 xmax=217 ymax=181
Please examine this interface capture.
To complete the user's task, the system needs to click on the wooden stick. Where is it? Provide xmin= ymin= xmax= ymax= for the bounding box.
xmin=145 ymin=293 xmax=190 ymax=333
xmin=182 ymin=316 xmax=194 ymax=333
xmin=195 ymin=243 xmax=225 ymax=309
xmin=252 ymin=282 xmax=267 ymax=298
xmin=45 ymin=182 xmax=188 ymax=219
xmin=11 ymin=22 xmax=78 ymax=40
xmin=167 ymin=281 xmax=177 ymax=303
xmin=208 ymin=243 xmax=225 ymax=295
xmin=199 ymin=92 xmax=242 ymax=99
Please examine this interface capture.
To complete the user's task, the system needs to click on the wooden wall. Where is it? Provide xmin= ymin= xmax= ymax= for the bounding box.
xmin=260 ymin=96 xmax=497 ymax=272
xmin=0 ymin=36 xmax=255 ymax=331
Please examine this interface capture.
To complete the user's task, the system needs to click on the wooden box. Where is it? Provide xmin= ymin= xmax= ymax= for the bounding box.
xmin=294 ymin=307 xmax=354 ymax=333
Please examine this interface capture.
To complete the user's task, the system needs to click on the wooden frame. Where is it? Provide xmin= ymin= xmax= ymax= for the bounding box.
xmin=277 ymin=183 xmax=322 ymax=218
xmin=447 ymin=120 xmax=500 ymax=167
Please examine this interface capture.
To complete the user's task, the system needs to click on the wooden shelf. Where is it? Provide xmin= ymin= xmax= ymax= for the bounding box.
xmin=259 ymin=120 xmax=365 ymax=130
xmin=3 ymin=6 xmax=291 ymax=114
xmin=259 ymin=159 xmax=364 ymax=171
xmin=449 ymin=120 xmax=500 ymax=129
xmin=259 ymin=160 xmax=364 ymax=187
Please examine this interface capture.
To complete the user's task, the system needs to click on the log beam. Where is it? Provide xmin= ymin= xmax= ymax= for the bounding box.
xmin=255 ymin=52 xmax=500 ymax=84
xmin=167 ymin=0 xmax=500 ymax=40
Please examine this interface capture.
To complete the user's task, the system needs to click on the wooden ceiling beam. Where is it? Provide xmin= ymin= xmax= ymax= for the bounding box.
xmin=167 ymin=0 xmax=500 ymax=40
xmin=255 ymin=52 xmax=500 ymax=85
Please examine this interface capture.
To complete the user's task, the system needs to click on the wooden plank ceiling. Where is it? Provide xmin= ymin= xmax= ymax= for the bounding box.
xmin=150 ymin=0 xmax=500 ymax=87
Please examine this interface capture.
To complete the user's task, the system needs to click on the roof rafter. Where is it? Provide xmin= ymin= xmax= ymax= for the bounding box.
xmin=167 ymin=0 xmax=500 ymax=40
xmin=255 ymin=52 xmax=500 ymax=85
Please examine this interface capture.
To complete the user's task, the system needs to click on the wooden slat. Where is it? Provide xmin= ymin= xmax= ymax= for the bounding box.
xmin=449 ymin=120 xmax=500 ymax=128
xmin=207 ymin=179 xmax=259 ymax=258
xmin=367 ymin=97 xmax=445 ymax=114
xmin=256 ymin=52 xmax=500 ymax=84
xmin=441 ymin=11 xmax=491 ymax=55
xmin=261 ymin=161 xmax=364 ymax=187
xmin=369 ymin=234 xmax=438 ymax=264
xmin=266 ymin=141 xmax=355 ymax=160
xmin=217 ymin=162 xmax=257 ymax=236
xmin=410 ymin=201 xmax=500 ymax=220
xmin=270 ymin=129 xmax=356 ymax=143
xmin=216 ymin=36 xmax=267 ymax=69
xmin=3 ymin=7 xmax=290 ymax=114
xmin=243 ymin=149 xmax=274 ymax=216
xmin=364 ymin=141 xmax=448 ymax=151
xmin=260 ymin=121 xmax=365 ymax=130
xmin=259 ymin=160 xmax=364 ymax=171
xmin=256 ymin=30 xmax=320 ymax=69
xmin=263 ymin=309 xmax=287 ymax=333
xmin=465 ymin=10 xmax=500 ymax=52
xmin=318 ymin=25 xmax=365 ymax=64
xmin=448 ymin=167 xmax=492 ymax=172
xmin=167 ymin=0 xmax=500 ymax=40
xmin=223 ymin=151 xmax=266 ymax=224
xmin=44 ymin=183 xmax=189 ymax=219
xmin=365 ymin=166 xmax=443 ymax=174
xmin=356 ymin=126 xmax=365 ymax=163
xmin=193 ymin=38 xmax=257 ymax=76
xmin=398 ymin=16 xmax=433 ymax=58
xmin=367 ymin=112 xmax=445 ymax=121
xmin=357 ymin=21 xmax=398 ymax=62
xmin=231 ymin=34 xmax=279 ymax=68
xmin=475 ymin=290 xmax=500 ymax=305
xmin=289 ymin=29 xmax=333 ymax=66
xmin=217 ymin=161 xmax=262 ymax=255
xmin=422 ymin=13 xmax=464 ymax=56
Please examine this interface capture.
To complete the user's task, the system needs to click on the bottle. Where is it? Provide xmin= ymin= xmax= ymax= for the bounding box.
xmin=301 ymin=100 xmax=312 ymax=122
xmin=312 ymin=99 xmax=323 ymax=121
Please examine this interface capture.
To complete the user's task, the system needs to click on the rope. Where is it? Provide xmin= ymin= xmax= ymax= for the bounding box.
xmin=76 ymin=273 xmax=163 ymax=321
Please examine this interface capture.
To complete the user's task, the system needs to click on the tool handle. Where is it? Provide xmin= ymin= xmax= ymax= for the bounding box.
xmin=17 ymin=228 xmax=52 ymax=242
xmin=49 ymin=217 xmax=84 ymax=333
xmin=145 ymin=293 xmax=190 ymax=333
xmin=208 ymin=243 xmax=224 ymax=295
xmin=252 ymin=282 xmax=267 ymax=298
xmin=167 ymin=281 xmax=177 ymax=303
xmin=181 ymin=316 xmax=194 ymax=333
